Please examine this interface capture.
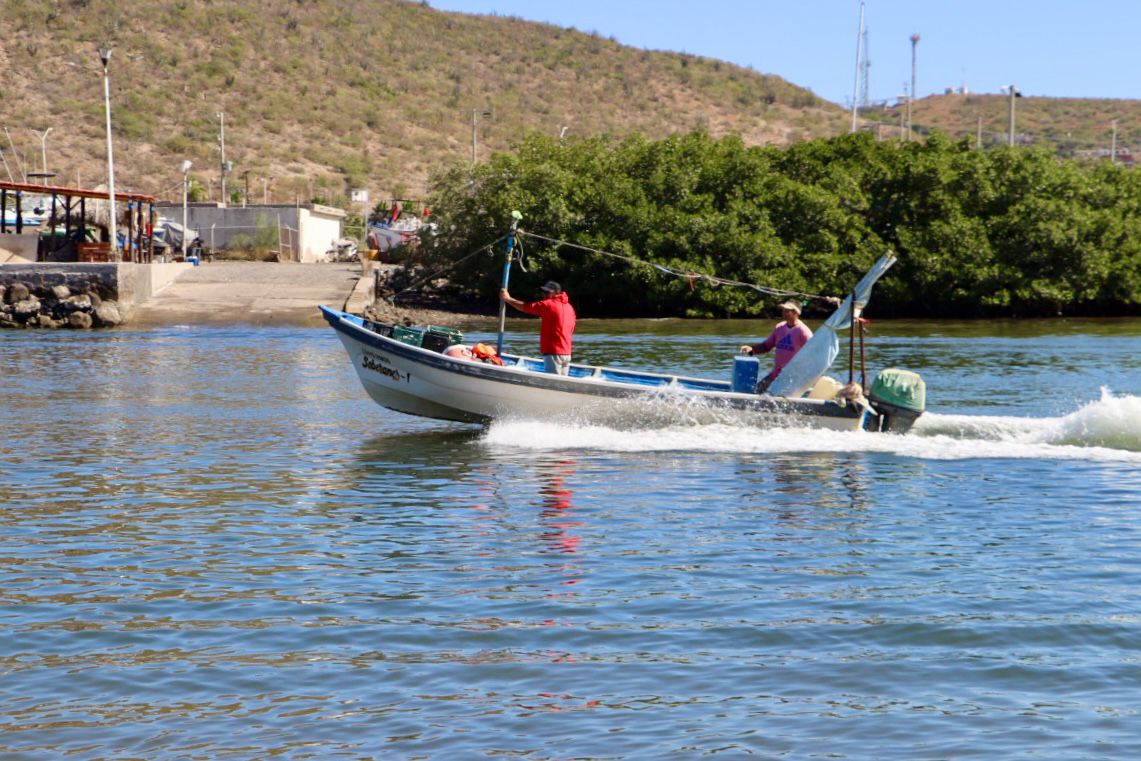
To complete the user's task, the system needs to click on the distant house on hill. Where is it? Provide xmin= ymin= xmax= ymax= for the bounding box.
xmin=1072 ymin=148 xmax=1135 ymax=167
xmin=153 ymin=202 xmax=346 ymax=262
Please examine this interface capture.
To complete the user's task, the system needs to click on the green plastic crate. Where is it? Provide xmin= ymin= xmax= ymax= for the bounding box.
xmin=422 ymin=325 xmax=464 ymax=352
xmin=391 ymin=325 xmax=424 ymax=347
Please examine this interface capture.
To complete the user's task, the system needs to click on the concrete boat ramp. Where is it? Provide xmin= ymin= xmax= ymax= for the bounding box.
xmin=130 ymin=260 xmax=370 ymax=328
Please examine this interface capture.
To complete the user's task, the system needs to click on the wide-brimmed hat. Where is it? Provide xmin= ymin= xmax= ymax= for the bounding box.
xmin=540 ymin=281 xmax=562 ymax=294
xmin=779 ymin=300 xmax=801 ymax=314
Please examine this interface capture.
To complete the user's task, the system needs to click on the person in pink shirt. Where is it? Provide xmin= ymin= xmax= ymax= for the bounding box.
xmin=739 ymin=300 xmax=813 ymax=394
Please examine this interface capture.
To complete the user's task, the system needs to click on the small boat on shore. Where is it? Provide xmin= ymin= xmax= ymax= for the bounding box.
xmin=322 ymin=253 xmax=927 ymax=433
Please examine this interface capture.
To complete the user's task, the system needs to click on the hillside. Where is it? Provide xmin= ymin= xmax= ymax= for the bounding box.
xmin=5 ymin=2 xmax=1137 ymax=212
xmin=0 ymin=0 xmax=847 ymax=206
xmin=866 ymin=93 xmax=1139 ymax=155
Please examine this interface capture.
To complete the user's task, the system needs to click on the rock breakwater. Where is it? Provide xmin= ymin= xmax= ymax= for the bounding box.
xmin=0 ymin=278 xmax=123 ymax=329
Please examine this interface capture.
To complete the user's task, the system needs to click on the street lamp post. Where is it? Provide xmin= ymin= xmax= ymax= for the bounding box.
xmin=180 ymin=160 xmax=193 ymax=259
xmin=99 ymin=46 xmax=118 ymax=260
xmin=32 ymin=127 xmax=53 ymax=176
xmin=1003 ymin=85 xmax=1021 ymax=146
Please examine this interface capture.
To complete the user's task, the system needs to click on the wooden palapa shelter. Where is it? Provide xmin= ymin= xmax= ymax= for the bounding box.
xmin=0 ymin=179 xmax=158 ymax=263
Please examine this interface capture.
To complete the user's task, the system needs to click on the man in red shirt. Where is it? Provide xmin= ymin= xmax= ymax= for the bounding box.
xmin=500 ymin=281 xmax=577 ymax=375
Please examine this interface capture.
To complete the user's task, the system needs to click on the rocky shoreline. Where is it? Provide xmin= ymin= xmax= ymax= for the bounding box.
xmin=1 ymin=280 xmax=123 ymax=329
xmin=361 ymin=296 xmax=495 ymax=330
xmin=362 ymin=263 xmax=498 ymax=329
xmin=0 ymin=261 xmax=494 ymax=330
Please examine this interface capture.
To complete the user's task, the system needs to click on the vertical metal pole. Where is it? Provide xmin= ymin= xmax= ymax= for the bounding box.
xmin=5 ymin=126 xmax=26 ymax=182
xmin=859 ymin=319 xmax=867 ymax=391
xmin=848 ymin=293 xmax=856 ymax=384
xmin=48 ymin=192 xmax=58 ymax=261
xmin=496 ymin=214 xmax=522 ymax=357
xmin=218 ymin=111 xmax=226 ymax=203
xmin=1111 ymin=119 xmax=1117 ymax=164
xmin=0 ymin=146 xmax=13 ymax=181
xmin=850 ymin=2 xmax=864 ymax=133
xmin=1008 ymin=86 xmax=1016 ymax=146
xmin=35 ymin=127 xmax=52 ymax=174
xmin=182 ymin=172 xmax=189 ymax=259
xmin=471 ymin=110 xmax=478 ymax=165
xmin=147 ymin=203 xmax=156 ymax=261
xmin=101 ymin=48 xmax=118 ymax=260
xmin=908 ymin=34 xmax=919 ymax=141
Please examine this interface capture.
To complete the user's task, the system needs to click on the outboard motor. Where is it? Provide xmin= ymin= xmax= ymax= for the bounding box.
xmin=867 ymin=368 xmax=926 ymax=433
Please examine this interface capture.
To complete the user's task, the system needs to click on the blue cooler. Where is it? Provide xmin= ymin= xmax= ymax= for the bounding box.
xmin=732 ymin=355 xmax=760 ymax=393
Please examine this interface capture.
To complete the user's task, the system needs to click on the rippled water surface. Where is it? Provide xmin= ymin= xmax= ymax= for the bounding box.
xmin=2 ymin=317 xmax=1140 ymax=759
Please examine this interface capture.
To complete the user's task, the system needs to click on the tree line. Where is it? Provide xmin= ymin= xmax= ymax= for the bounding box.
xmin=421 ymin=130 xmax=1140 ymax=318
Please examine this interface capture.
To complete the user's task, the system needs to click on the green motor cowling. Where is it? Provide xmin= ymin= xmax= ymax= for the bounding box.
xmin=868 ymin=368 xmax=926 ymax=433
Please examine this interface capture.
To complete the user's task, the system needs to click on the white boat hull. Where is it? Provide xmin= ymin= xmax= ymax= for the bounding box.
xmin=321 ymin=307 xmax=890 ymax=432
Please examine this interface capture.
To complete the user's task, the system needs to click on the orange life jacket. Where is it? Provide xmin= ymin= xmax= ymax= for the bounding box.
xmin=472 ymin=342 xmax=504 ymax=366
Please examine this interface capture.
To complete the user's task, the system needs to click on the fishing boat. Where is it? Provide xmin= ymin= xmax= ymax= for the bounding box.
xmin=322 ymin=252 xmax=927 ymax=433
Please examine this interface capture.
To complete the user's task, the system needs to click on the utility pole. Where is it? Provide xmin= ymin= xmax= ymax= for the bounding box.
xmin=217 ymin=111 xmax=226 ymax=203
xmin=908 ymin=34 xmax=919 ymax=141
xmin=976 ymin=115 xmax=983 ymax=149
xmin=1111 ymin=119 xmax=1118 ymax=164
xmin=461 ymin=109 xmax=492 ymax=164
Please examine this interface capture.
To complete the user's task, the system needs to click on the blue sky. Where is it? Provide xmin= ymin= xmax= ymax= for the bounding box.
xmin=427 ymin=0 xmax=1140 ymax=105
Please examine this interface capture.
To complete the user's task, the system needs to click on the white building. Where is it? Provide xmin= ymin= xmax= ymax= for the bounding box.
xmin=155 ymin=202 xmax=346 ymax=263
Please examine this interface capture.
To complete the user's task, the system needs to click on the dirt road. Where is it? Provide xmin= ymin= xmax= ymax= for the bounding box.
xmin=129 ymin=261 xmax=364 ymax=327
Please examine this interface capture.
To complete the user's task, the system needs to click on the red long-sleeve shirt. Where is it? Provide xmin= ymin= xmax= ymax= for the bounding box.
xmin=518 ymin=292 xmax=576 ymax=355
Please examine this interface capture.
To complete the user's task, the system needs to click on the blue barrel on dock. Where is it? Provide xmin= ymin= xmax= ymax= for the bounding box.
xmin=731 ymin=355 xmax=760 ymax=393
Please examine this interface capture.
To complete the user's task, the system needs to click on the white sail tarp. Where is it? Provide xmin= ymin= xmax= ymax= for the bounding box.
xmin=766 ymin=252 xmax=898 ymax=398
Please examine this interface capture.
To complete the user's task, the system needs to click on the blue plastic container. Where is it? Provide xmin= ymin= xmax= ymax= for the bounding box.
xmin=731 ymin=355 xmax=760 ymax=393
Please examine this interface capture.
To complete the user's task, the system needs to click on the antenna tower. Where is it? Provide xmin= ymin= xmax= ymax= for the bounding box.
xmin=860 ymin=29 xmax=871 ymax=108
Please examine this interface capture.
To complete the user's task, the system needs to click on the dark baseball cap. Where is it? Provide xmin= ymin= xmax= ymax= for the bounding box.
xmin=539 ymin=281 xmax=562 ymax=293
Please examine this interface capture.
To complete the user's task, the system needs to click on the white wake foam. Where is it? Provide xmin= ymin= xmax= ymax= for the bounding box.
xmin=482 ymin=390 xmax=1141 ymax=463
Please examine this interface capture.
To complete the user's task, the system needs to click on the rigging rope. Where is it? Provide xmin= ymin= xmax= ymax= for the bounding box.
xmin=517 ymin=230 xmax=837 ymax=304
xmin=387 ymin=228 xmax=841 ymax=307
xmin=389 ymin=234 xmax=508 ymax=304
